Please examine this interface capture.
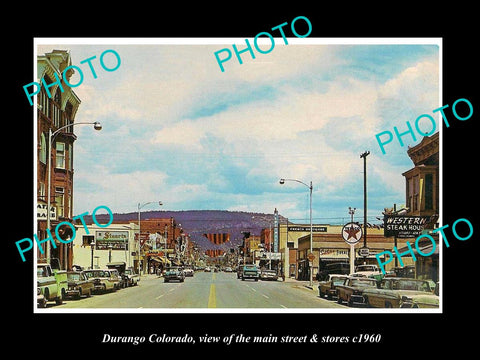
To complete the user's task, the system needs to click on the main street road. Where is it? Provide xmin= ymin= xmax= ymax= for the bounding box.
xmin=57 ymin=271 xmax=348 ymax=310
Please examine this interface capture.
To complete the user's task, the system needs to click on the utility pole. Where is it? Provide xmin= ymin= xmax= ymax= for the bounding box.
xmin=360 ymin=151 xmax=370 ymax=250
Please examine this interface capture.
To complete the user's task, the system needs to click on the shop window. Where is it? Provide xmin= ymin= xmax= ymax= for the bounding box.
xmin=82 ymin=235 xmax=95 ymax=247
xmin=413 ymin=175 xmax=419 ymax=211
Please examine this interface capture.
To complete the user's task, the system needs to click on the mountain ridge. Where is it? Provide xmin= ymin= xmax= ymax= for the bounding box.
xmin=85 ymin=209 xmax=287 ymax=250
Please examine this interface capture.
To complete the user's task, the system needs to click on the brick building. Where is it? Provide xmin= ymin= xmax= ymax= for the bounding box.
xmin=36 ymin=50 xmax=82 ymax=270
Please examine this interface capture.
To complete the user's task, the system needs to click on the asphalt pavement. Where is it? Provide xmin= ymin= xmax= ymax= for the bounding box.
xmin=56 ymin=271 xmax=348 ymax=310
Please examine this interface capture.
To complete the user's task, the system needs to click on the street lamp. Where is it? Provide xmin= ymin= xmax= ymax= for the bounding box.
xmin=279 ymin=178 xmax=313 ymax=287
xmin=90 ymin=241 xmax=95 ymax=269
xmin=137 ymin=201 xmax=163 ymax=275
xmin=46 ymin=121 xmax=102 ymax=264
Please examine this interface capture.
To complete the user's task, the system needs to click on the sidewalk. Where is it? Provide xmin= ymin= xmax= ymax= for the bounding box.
xmin=283 ymin=276 xmax=319 ymax=292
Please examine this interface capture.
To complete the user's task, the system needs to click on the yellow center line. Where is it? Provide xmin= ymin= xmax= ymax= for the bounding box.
xmin=208 ymin=272 xmax=216 ymax=308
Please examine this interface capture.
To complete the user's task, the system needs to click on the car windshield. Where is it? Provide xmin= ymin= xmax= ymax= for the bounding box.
xmin=84 ymin=270 xmax=108 ymax=278
xmin=37 ymin=267 xmax=48 ymax=277
xmin=351 ymin=278 xmax=376 ymax=286
xmin=332 ymin=277 xmax=345 ymax=285
xmin=393 ymin=280 xmax=430 ymax=292
xmin=244 ymin=265 xmax=256 ymax=270
xmin=68 ymin=273 xmax=82 ymax=281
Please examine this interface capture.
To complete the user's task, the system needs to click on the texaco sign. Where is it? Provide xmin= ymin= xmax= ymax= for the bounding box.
xmin=341 ymin=222 xmax=363 ymax=245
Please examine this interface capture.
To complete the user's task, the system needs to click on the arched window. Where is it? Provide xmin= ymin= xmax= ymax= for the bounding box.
xmin=40 ymin=76 xmax=51 ymax=118
xmin=53 ymin=87 xmax=62 ymax=128
xmin=39 ymin=132 xmax=47 ymax=164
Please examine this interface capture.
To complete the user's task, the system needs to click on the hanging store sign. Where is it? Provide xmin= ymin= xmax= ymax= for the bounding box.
xmin=288 ymin=226 xmax=327 ymax=232
xmin=96 ymin=231 xmax=129 ymax=250
xmin=37 ymin=202 xmax=57 ymax=221
xmin=384 ymin=215 xmax=430 ymax=238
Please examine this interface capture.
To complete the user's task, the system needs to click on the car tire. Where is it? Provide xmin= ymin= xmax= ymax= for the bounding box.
xmin=337 ymin=296 xmax=343 ymax=304
xmin=55 ymin=289 xmax=65 ymax=305
xmin=86 ymin=289 xmax=92 ymax=298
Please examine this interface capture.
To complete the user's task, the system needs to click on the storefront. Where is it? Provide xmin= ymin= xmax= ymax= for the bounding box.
xmin=145 ymin=250 xmax=173 ymax=274
xmin=296 ymin=226 xmax=416 ymax=280
xmin=73 ymin=223 xmax=137 ymax=270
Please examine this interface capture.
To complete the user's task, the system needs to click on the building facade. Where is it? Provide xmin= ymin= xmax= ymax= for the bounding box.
xmin=401 ymin=132 xmax=440 ymax=281
xmin=36 ymin=50 xmax=81 ymax=270
xmin=296 ymin=226 xmax=415 ymax=280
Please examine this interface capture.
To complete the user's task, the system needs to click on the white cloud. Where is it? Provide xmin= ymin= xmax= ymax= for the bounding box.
xmin=48 ymin=42 xmax=439 ymax=221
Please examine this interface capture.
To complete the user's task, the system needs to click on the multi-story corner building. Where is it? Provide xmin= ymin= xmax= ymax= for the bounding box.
xmin=401 ymin=131 xmax=440 ymax=281
xmin=36 ymin=50 xmax=81 ymax=270
xmin=402 ymin=132 xmax=439 ymax=219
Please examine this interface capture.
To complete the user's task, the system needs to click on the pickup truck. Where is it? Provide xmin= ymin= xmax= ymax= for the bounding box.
xmin=241 ymin=264 xmax=259 ymax=281
xmin=350 ymin=264 xmax=384 ymax=281
xmin=123 ymin=268 xmax=140 ymax=286
xmin=37 ymin=259 xmax=68 ymax=308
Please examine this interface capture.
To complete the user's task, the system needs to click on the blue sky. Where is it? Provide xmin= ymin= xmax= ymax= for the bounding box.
xmin=37 ymin=39 xmax=440 ymax=225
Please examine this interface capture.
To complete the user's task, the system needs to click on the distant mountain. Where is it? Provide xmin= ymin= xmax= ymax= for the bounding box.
xmin=85 ymin=209 xmax=287 ymax=251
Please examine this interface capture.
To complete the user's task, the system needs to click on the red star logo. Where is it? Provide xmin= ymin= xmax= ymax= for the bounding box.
xmin=345 ymin=225 xmax=360 ymax=240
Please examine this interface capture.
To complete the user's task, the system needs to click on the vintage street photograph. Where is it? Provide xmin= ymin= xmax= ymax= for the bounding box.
xmin=33 ymin=38 xmax=441 ymax=313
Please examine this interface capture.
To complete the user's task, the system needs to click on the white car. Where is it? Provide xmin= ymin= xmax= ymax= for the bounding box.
xmin=184 ymin=267 xmax=194 ymax=277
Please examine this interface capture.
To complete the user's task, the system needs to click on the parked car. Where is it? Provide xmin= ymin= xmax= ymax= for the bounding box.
xmin=164 ymin=267 xmax=185 ymax=282
xmin=392 ymin=265 xmax=416 ymax=278
xmin=224 ymin=267 xmax=233 ymax=272
xmin=363 ymin=277 xmax=439 ymax=308
xmin=242 ymin=264 xmax=259 ymax=281
xmin=260 ymin=269 xmax=278 ymax=281
xmin=37 ymin=260 xmax=68 ymax=307
xmin=123 ymin=268 xmax=140 ymax=286
xmin=204 ymin=267 xmax=212 ymax=272
xmin=318 ymin=274 xmax=349 ymax=299
xmin=350 ymin=264 xmax=383 ymax=280
xmin=336 ymin=276 xmax=378 ymax=307
xmin=109 ymin=269 xmax=123 ymax=289
xmin=107 ymin=262 xmax=128 ymax=288
xmin=83 ymin=269 xmax=119 ymax=293
xmin=65 ymin=271 xmax=94 ymax=299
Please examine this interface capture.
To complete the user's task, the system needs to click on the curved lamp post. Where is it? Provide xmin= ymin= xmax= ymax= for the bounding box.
xmin=46 ymin=122 xmax=102 ymax=264
xmin=279 ymin=178 xmax=313 ymax=287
